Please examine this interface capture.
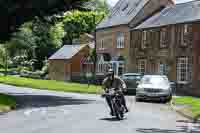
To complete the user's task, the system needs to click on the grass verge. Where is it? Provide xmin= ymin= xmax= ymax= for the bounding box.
xmin=174 ymin=96 xmax=200 ymax=118
xmin=0 ymin=93 xmax=16 ymax=112
xmin=0 ymin=76 xmax=102 ymax=94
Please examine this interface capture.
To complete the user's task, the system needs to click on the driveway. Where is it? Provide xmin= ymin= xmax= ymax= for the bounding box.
xmin=0 ymin=84 xmax=196 ymax=133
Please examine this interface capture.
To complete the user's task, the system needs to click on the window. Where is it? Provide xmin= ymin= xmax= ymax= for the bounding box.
xmin=177 ymin=57 xmax=191 ymax=83
xmin=160 ymin=28 xmax=167 ymax=48
xmin=159 ymin=63 xmax=168 ymax=75
xmin=97 ymin=64 xmax=105 ymax=73
xmin=181 ymin=24 xmax=189 ymax=46
xmin=141 ymin=31 xmax=147 ymax=49
xmin=118 ymin=62 xmax=125 ymax=76
xmin=99 ymin=39 xmax=104 ymax=50
xmin=72 ymin=38 xmax=80 ymax=44
xmin=184 ymin=24 xmax=189 ymax=34
xmin=137 ymin=59 xmax=146 ymax=74
xmin=117 ymin=32 xmax=125 ymax=48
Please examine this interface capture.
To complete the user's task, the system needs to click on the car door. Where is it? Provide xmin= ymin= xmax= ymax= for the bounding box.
xmin=125 ymin=75 xmax=138 ymax=89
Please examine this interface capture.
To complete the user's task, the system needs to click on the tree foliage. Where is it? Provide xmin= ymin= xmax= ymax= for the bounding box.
xmin=62 ymin=10 xmax=105 ymax=44
xmin=4 ymin=0 xmax=110 ymax=71
xmin=84 ymin=0 xmax=110 ymax=14
xmin=7 ymin=17 xmax=65 ymax=70
xmin=0 ymin=0 xmax=90 ymax=41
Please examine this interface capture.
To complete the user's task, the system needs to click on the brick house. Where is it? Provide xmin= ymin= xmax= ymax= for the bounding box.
xmin=96 ymin=0 xmax=174 ymax=78
xmin=130 ymin=1 xmax=200 ymax=95
xmin=49 ymin=44 xmax=94 ymax=82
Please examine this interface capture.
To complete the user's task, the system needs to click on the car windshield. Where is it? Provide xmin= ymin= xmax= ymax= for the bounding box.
xmin=141 ymin=76 xmax=168 ymax=85
xmin=123 ymin=75 xmax=142 ymax=80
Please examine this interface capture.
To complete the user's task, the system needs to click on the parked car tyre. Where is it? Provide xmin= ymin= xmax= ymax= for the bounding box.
xmin=166 ymin=94 xmax=172 ymax=103
xmin=135 ymin=97 xmax=142 ymax=102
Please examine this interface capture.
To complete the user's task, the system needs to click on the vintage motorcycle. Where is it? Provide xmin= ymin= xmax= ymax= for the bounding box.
xmin=102 ymin=88 xmax=125 ymax=120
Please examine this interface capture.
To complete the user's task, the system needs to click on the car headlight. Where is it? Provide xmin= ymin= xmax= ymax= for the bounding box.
xmin=161 ymin=89 xmax=170 ymax=93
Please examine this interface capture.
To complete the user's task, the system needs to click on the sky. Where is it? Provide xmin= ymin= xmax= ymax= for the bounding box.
xmin=107 ymin=0 xmax=194 ymax=6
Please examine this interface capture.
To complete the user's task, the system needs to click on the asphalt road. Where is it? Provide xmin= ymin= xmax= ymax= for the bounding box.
xmin=0 ymin=84 xmax=195 ymax=133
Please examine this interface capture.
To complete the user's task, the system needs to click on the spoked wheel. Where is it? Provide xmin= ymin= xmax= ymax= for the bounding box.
xmin=113 ymin=103 xmax=124 ymax=120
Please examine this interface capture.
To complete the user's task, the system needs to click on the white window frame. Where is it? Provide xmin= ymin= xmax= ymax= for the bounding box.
xmin=117 ymin=32 xmax=125 ymax=49
xmin=118 ymin=62 xmax=125 ymax=76
xmin=160 ymin=28 xmax=167 ymax=48
xmin=141 ymin=31 xmax=147 ymax=49
xmin=177 ymin=57 xmax=191 ymax=84
xmin=159 ymin=63 xmax=168 ymax=75
xmin=97 ymin=64 xmax=106 ymax=73
xmin=97 ymin=55 xmax=105 ymax=73
xmin=184 ymin=24 xmax=189 ymax=34
xmin=138 ymin=59 xmax=146 ymax=74
xmin=181 ymin=24 xmax=189 ymax=47
xmin=99 ymin=39 xmax=104 ymax=50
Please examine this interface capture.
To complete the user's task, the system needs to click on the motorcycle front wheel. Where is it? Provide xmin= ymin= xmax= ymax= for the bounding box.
xmin=113 ymin=102 xmax=124 ymax=120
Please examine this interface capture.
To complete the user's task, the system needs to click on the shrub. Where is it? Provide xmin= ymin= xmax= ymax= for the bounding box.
xmin=20 ymin=70 xmax=42 ymax=79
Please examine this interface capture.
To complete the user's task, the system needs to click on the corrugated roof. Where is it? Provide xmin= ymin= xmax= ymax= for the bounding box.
xmin=49 ymin=45 xmax=87 ymax=60
xmin=96 ymin=0 xmax=149 ymax=29
xmin=134 ymin=0 xmax=200 ymax=30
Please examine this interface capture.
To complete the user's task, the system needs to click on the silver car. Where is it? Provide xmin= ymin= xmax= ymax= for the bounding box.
xmin=136 ymin=75 xmax=172 ymax=103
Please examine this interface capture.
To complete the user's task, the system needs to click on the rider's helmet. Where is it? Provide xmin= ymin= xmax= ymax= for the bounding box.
xmin=107 ymin=68 xmax=114 ymax=78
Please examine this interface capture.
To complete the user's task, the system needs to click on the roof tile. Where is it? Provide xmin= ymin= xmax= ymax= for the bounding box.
xmin=134 ymin=0 xmax=200 ymax=30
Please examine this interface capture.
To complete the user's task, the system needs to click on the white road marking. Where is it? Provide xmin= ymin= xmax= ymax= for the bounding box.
xmin=24 ymin=108 xmax=40 ymax=116
xmin=41 ymin=108 xmax=47 ymax=115
xmin=62 ymin=109 xmax=70 ymax=115
xmin=24 ymin=108 xmax=70 ymax=116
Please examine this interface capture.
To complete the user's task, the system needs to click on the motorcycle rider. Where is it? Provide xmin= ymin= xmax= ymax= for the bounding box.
xmin=102 ymin=68 xmax=129 ymax=116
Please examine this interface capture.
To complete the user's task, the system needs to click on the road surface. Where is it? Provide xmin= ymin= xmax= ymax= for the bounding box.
xmin=0 ymin=84 xmax=196 ymax=133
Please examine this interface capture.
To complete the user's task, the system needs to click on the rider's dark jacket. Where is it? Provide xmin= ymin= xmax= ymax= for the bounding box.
xmin=102 ymin=76 xmax=127 ymax=91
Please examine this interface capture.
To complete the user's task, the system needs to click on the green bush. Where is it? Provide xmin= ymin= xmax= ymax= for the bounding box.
xmin=20 ymin=70 xmax=42 ymax=79
xmin=17 ymin=66 xmax=32 ymax=73
xmin=0 ymin=93 xmax=16 ymax=112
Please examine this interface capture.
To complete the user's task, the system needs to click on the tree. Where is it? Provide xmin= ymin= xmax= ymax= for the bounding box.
xmin=62 ymin=10 xmax=105 ymax=44
xmin=7 ymin=17 xmax=65 ymax=70
xmin=0 ymin=0 xmax=91 ymax=41
xmin=0 ymin=44 xmax=8 ymax=75
xmin=8 ymin=22 xmax=37 ymax=58
xmin=5 ymin=0 xmax=110 ymax=70
xmin=84 ymin=0 xmax=110 ymax=14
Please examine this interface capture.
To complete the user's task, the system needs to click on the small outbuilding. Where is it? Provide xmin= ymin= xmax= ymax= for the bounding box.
xmin=49 ymin=44 xmax=94 ymax=82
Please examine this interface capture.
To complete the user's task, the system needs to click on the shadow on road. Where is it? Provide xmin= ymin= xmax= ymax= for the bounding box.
xmin=99 ymin=117 xmax=120 ymax=122
xmin=136 ymin=128 xmax=186 ymax=133
xmin=136 ymin=100 xmax=167 ymax=105
xmin=8 ymin=93 xmax=94 ymax=109
xmin=99 ymin=117 xmax=127 ymax=122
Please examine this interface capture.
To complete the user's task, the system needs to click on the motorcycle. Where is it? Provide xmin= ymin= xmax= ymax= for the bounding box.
xmin=102 ymin=88 xmax=125 ymax=120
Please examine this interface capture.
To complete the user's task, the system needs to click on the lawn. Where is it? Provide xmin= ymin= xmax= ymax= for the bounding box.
xmin=0 ymin=76 xmax=102 ymax=94
xmin=0 ymin=93 xmax=16 ymax=112
xmin=174 ymin=96 xmax=200 ymax=118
